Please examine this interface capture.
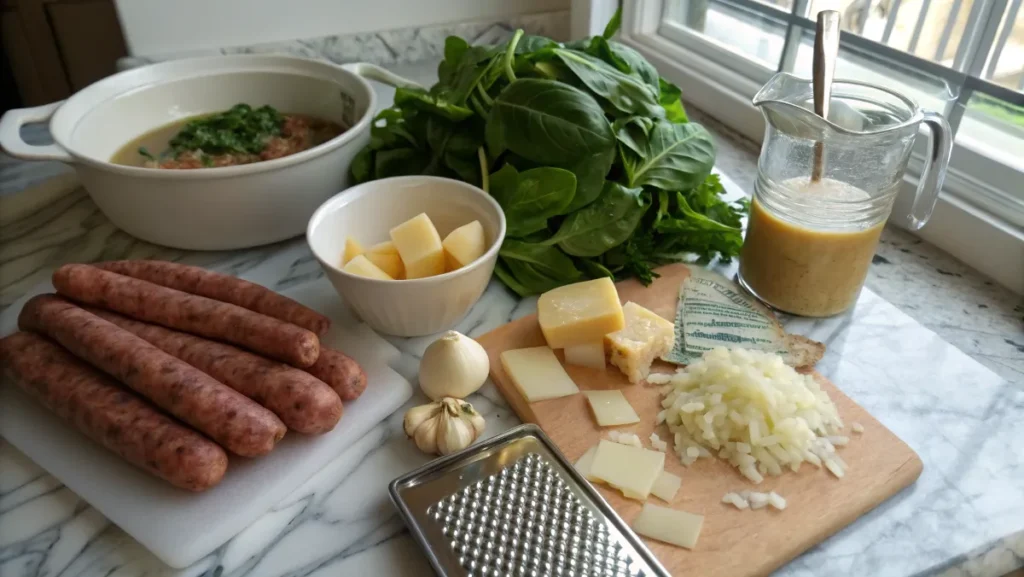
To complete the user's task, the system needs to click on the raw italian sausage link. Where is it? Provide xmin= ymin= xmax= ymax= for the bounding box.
xmin=0 ymin=332 xmax=228 ymax=491
xmin=18 ymin=294 xmax=287 ymax=457
xmin=86 ymin=307 xmax=343 ymax=434
xmin=305 ymin=348 xmax=367 ymax=402
xmin=95 ymin=260 xmax=330 ymax=335
xmin=52 ymin=263 xmax=320 ymax=367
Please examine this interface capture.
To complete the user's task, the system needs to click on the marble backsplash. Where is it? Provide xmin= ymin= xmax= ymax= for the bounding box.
xmin=117 ymin=10 xmax=571 ymax=70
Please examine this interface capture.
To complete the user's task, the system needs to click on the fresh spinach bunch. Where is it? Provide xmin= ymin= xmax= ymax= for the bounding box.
xmin=351 ymin=13 xmax=746 ymax=296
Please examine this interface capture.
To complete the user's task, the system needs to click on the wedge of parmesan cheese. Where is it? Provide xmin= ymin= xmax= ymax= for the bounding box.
xmin=605 ymin=302 xmax=675 ymax=384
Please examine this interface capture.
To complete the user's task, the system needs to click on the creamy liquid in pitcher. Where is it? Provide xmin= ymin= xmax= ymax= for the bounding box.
xmin=739 ymin=177 xmax=885 ymax=317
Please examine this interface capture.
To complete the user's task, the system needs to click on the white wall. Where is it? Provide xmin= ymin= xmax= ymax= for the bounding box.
xmin=115 ymin=0 xmax=570 ymax=57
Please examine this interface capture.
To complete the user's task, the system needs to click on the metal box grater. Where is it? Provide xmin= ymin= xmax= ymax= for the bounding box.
xmin=389 ymin=424 xmax=670 ymax=577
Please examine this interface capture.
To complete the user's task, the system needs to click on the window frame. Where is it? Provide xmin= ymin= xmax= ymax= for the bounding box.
xmin=590 ymin=0 xmax=1024 ymax=294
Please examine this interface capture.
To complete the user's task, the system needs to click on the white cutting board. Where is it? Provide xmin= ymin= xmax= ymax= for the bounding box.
xmin=0 ymin=278 xmax=414 ymax=568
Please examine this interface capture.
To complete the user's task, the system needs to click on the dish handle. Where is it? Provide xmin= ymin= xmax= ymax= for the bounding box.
xmin=340 ymin=62 xmax=425 ymax=90
xmin=0 ymin=102 xmax=74 ymax=163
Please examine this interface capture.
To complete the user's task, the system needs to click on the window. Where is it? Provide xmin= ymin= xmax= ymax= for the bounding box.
xmin=610 ymin=0 xmax=1023 ymax=292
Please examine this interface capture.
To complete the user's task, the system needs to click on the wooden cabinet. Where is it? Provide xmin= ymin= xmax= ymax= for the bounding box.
xmin=2 ymin=0 xmax=127 ymax=107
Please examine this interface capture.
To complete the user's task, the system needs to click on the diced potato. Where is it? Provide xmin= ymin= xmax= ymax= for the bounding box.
xmin=442 ymin=220 xmax=487 ymax=271
xmin=368 ymin=240 xmax=399 ymax=256
xmin=342 ymin=237 xmax=365 ymax=265
xmin=343 ymin=255 xmax=393 ymax=280
xmin=390 ymin=213 xmax=445 ymax=278
xmin=365 ymin=249 xmax=405 ymax=279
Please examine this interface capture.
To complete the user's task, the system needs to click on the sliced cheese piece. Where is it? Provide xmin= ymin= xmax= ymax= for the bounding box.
xmin=368 ymin=240 xmax=399 ymax=255
xmin=574 ymin=445 xmax=599 ymax=481
xmin=500 ymin=346 xmax=579 ymax=402
xmin=583 ymin=390 xmax=640 ymax=427
xmin=442 ymin=220 xmax=486 ymax=271
xmin=365 ymin=249 xmax=405 ymax=279
xmin=538 ymin=278 xmax=624 ymax=349
xmin=632 ymin=503 xmax=703 ymax=550
xmin=650 ymin=471 xmax=681 ymax=502
xmin=588 ymin=439 xmax=664 ymax=501
xmin=563 ymin=341 xmax=606 ymax=370
xmin=343 ymin=255 xmax=393 ymax=280
xmin=342 ymin=237 xmax=365 ymax=265
xmin=606 ymin=301 xmax=675 ymax=384
xmin=390 ymin=213 xmax=445 ymax=278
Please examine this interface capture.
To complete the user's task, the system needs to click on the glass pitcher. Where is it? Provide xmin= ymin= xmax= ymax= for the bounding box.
xmin=737 ymin=72 xmax=952 ymax=317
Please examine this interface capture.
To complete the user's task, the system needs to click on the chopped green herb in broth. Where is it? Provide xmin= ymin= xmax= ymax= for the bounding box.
xmin=169 ymin=104 xmax=284 ymax=156
xmin=111 ymin=103 xmax=346 ymax=170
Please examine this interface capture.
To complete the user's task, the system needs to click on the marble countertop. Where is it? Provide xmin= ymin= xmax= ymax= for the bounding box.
xmin=1 ymin=58 xmax=1022 ymax=577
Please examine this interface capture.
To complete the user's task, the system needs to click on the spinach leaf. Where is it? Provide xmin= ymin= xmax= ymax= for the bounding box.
xmin=504 ymin=259 xmax=569 ymax=294
xmin=547 ymin=181 xmax=648 ymax=257
xmin=488 ymin=164 xmax=519 ymax=207
xmin=587 ymin=37 xmax=659 ymax=91
xmin=486 ymin=79 xmax=614 ymax=165
xmin=621 ymin=121 xmax=714 ymax=190
xmin=350 ymin=147 xmax=373 ymax=183
xmin=424 ymin=116 xmax=484 ymax=180
xmin=394 ymin=87 xmax=473 ymax=121
xmin=611 ymin=116 xmax=653 ymax=157
xmin=374 ymin=148 xmax=429 ymax=178
xmin=444 ymin=152 xmax=481 ymax=184
xmin=515 ymin=35 xmax=560 ymax=56
xmin=499 ymin=239 xmax=582 ymax=294
xmin=658 ymin=78 xmax=689 ymax=123
xmin=578 ymin=258 xmax=615 ymax=280
xmin=514 ymin=167 xmax=576 ymax=219
xmin=488 ymin=164 xmax=577 ymax=236
xmin=553 ymin=49 xmax=662 ymax=118
xmin=602 ymin=6 xmax=623 ymax=38
xmin=442 ymin=127 xmax=485 ymax=185
xmin=562 ymin=147 xmax=615 ymax=212
xmin=437 ymin=36 xmax=470 ymax=85
xmin=493 ymin=260 xmax=535 ymax=297
xmin=369 ymin=108 xmax=419 ymax=149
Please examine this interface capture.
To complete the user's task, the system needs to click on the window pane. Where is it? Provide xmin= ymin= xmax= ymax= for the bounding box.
xmin=665 ymin=0 xmax=788 ymax=68
xmin=805 ymin=0 xmax=975 ymax=65
xmin=958 ymin=92 xmax=1024 ymax=171
xmin=981 ymin=2 xmax=1024 ymax=90
xmin=787 ymin=30 xmax=958 ymax=113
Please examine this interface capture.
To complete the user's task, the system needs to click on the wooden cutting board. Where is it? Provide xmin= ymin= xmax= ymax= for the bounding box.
xmin=476 ymin=263 xmax=922 ymax=577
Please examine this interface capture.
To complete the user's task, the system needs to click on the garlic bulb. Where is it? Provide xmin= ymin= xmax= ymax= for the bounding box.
xmin=403 ymin=397 xmax=486 ymax=455
xmin=418 ymin=331 xmax=489 ymax=400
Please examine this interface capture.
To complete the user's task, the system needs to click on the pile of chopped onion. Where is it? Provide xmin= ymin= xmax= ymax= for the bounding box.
xmin=650 ymin=347 xmax=847 ymax=483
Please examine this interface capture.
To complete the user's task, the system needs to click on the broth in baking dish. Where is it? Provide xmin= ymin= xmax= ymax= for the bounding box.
xmin=111 ymin=104 xmax=346 ymax=169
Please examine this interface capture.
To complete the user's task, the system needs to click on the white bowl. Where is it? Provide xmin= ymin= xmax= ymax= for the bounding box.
xmin=307 ymin=176 xmax=506 ymax=337
xmin=0 ymin=56 xmax=419 ymax=250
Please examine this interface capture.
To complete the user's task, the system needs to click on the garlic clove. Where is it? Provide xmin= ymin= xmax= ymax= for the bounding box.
xmin=404 ymin=402 xmax=441 ymax=437
xmin=418 ymin=331 xmax=490 ymax=400
xmin=413 ymin=412 xmax=441 ymax=454
xmin=465 ymin=408 xmax=486 ymax=436
xmin=437 ymin=411 xmax=475 ymax=455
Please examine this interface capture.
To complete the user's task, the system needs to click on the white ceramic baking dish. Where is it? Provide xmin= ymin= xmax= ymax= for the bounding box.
xmin=0 ymin=55 xmax=417 ymax=250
